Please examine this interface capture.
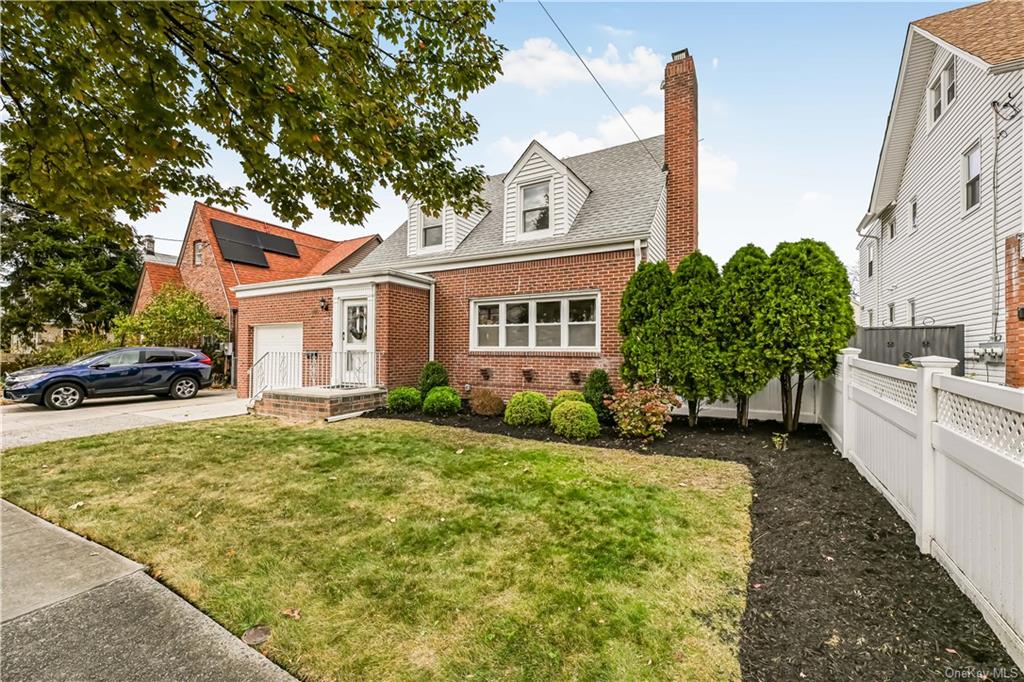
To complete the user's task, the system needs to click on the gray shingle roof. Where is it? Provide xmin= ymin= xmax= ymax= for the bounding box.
xmin=355 ymin=135 xmax=665 ymax=271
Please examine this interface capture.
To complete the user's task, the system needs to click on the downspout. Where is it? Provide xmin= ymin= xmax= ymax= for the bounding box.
xmin=990 ymin=100 xmax=1003 ymax=342
xmin=428 ymin=281 xmax=435 ymax=361
xmin=633 ymin=239 xmax=643 ymax=270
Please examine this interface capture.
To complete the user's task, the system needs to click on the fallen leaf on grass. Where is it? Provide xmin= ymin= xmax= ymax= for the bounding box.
xmin=242 ymin=625 xmax=272 ymax=646
xmin=455 ymin=448 xmax=464 ymax=454
xmin=281 ymin=608 xmax=301 ymax=620
xmin=194 ymin=510 xmax=203 ymax=519
xmin=68 ymin=501 xmax=84 ymax=510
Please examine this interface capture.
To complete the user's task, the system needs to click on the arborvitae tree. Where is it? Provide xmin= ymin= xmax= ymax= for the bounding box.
xmin=761 ymin=240 xmax=855 ymax=432
xmin=718 ymin=244 xmax=771 ymax=427
xmin=666 ymin=252 xmax=723 ymax=426
xmin=618 ymin=260 xmax=674 ymax=385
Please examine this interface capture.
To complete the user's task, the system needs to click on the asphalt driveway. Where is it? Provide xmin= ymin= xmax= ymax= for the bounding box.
xmin=1 ymin=390 xmax=247 ymax=448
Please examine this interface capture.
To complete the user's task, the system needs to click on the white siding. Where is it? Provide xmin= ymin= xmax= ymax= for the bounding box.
xmin=406 ymin=200 xmax=486 ymax=256
xmin=503 ymin=149 xmax=590 ymax=243
xmin=647 ymin=183 xmax=668 ymax=262
xmin=857 ymin=48 xmax=1023 ymax=384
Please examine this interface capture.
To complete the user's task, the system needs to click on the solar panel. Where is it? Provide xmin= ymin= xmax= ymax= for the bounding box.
xmin=210 ymin=219 xmax=298 ymax=267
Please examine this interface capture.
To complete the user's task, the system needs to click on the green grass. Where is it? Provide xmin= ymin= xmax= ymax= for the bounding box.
xmin=1 ymin=418 xmax=751 ymax=681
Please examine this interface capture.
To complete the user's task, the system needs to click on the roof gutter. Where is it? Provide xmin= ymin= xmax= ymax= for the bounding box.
xmin=232 ymin=268 xmax=435 ymax=298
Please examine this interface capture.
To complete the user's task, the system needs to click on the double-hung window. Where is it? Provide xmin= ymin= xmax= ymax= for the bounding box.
xmin=193 ymin=241 xmax=203 ymax=265
xmin=963 ymin=142 xmax=981 ymax=211
xmin=929 ymin=58 xmax=956 ymax=125
xmin=866 ymin=242 xmax=875 ymax=278
xmin=521 ymin=181 xmax=550 ymax=234
xmin=472 ymin=294 xmax=599 ymax=351
xmin=422 ymin=212 xmax=443 ymax=248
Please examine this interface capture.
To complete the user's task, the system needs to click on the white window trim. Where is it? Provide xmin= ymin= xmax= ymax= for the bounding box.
xmin=193 ymin=240 xmax=203 ymax=266
xmin=909 ymin=197 xmax=918 ymax=233
xmin=961 ymin=139 xmax=982 ymax=217
xmin=908 ymin=298 xmax=916 ymax=326
xmin=418 ymin=210 xmax=446 ymax=254
xmin=928 ymin=57 xmax=956 ymax=130
xmin=517 ymin=178 xmax=555 ymax=241
xmin=867 ymin=242 xmax=875 ymax=278
xmin=469 ymin=290 xmax=601 ymax=353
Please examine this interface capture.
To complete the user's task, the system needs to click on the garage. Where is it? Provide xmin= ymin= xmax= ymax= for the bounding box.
xmin=252 ymin=323 xmax=303 ymax=391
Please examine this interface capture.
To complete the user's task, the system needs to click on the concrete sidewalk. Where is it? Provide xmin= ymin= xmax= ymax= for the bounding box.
xmin=0 ymin=500 xmax=294 ymax=682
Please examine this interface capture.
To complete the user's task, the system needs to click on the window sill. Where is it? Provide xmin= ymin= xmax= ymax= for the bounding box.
xmin=961 ymin=202 xmax=982 ymax=220
xmin=469 ymin=349 xmax=601 ymax=358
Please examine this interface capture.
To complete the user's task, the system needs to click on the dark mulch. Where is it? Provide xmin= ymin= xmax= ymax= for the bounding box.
xmin=372 ymin=409 xmax=1016 ymax=681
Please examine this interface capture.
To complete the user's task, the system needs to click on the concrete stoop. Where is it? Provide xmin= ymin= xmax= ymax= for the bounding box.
xmin=251 ymin=387 xmax=387 ymax=421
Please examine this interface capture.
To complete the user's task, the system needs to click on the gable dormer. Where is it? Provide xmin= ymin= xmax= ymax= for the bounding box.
xmin=502 ymin=141 xmax=590 ymax=244
xmin=406 ymin=199 xmax=487 ymax=257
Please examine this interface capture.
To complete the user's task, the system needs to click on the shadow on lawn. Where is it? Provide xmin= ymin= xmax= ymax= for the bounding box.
xmin=373 ymin=409 xmax=1016 ymax=681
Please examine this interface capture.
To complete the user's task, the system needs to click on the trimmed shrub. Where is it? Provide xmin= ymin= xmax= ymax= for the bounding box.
xmin=418 ymin=361 xmax=449 ymax=399
xmin=387 ymin=386 xmax=421 ymax=413
xmin=469 ymin=387 xmax=504 ymax=416
xmin=551 ymin=401 xmax=601 ymax=440
xmin=583 ymin=369 xmax=615 ymax=425
xmin=551 ymin=389 xmax=585 ymax=411
xmin=608 ymin=385 xmax=681 ymax=441
xmin=503 ymin=390 xmax=550 ymax=427
xmin=423 ymin=386 xmax=461 ymax=416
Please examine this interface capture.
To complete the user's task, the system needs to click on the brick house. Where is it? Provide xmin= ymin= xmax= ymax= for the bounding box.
xmin=235 ymin=49 xmax=699 ymax=404
xmin=131 ymin=201 xmax=380 ymax=380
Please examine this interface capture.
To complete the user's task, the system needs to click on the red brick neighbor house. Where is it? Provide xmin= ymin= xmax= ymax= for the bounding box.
xmin=235 ymin=49 xmax=700 ymax=410
xmin=131 ymin=201 xmax=380 ymax=380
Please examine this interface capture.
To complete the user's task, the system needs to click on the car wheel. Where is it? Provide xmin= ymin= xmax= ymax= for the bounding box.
xmin=169 ymin=376 xmax=199 ymax=400
xmin=44 ymin=382 xmax=84 ymax=410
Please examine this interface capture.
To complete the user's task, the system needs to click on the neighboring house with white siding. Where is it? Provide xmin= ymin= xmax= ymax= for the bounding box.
xmin=855 ymin=0 xmax=1024 ymax=386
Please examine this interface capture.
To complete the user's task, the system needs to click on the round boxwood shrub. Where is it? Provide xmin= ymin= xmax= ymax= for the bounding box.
xmin=550 ymin=401 xmax=601 ymax=440
xmin=551 ymin=389 xmax=585 ymax=411
xmin=503 ymin=390 xmax=550 ymax=426
xmin=387 ymin=386 xmax=421 ymax=413
xmin=423 ymin=386 xmax=461 ymax=416
xmin=418 ymin=361 xmax=449 ymax=399
xmin=469 ymin=387 xmax=504 ymax=416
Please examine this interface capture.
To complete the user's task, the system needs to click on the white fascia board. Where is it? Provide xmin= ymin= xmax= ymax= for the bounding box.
xmin=911 ymin=25 xmax=995 ymax=74
xmin=501 ymin=140 xmax=592 ymax=193
xmin=868 ymin=26 xmax=916 ymax=215
xmin=393 ymin=236 xmax=647 ymax=274
xmin=234 ymin=269 xmax=434 ymax=298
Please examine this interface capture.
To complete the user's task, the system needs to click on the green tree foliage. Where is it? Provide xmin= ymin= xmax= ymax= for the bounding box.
xmin=112 ymin=285 xmax=227 ymax=348
xmin=0 ymin=201 xmax=141 ymax=347
xmin=717 ymin=244 xmax=771 ymax=427
xmin=1 ymin=2 xmax=504 ymax=234
xmin=666 ymin=252 xmax=723 ymax=426
xmin=618 ymin=261 xmax=674 ymax=385
xmin=762 ymin=240 xmax=855 ymax=432
xmin=418 ymin=361 xmax=449 ymax=400
xmin=582 ymin=369 xmax=615 ymax=425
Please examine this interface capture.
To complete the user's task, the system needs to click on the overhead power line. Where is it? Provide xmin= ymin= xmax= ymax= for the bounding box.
xmin=536 ymin=0 xmax=661 ymax=171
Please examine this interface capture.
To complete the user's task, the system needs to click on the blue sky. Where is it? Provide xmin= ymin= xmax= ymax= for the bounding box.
xmin=133 ymin=1 xmax=965 ymax=267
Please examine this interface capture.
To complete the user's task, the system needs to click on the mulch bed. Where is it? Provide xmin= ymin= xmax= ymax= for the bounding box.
xmin=372 ymin=409 xmax=1017 ymax=681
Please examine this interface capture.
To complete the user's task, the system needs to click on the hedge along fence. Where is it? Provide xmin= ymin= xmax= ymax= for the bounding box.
xmin=709 ymin=348 xmax=1024 ymax=667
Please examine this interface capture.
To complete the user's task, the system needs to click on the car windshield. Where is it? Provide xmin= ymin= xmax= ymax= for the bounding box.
xmin=68 ymin=350 xmax=116 ymax=366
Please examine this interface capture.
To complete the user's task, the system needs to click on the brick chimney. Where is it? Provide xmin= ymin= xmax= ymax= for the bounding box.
xmin=141 ymin=234 xmax=155 ymax=256
xmin=663 ymin=49 xmax=698 ymax=269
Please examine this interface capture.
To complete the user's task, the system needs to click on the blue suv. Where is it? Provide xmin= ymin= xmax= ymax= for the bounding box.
xmin=4 ymin=347 xmax=214 ymax=410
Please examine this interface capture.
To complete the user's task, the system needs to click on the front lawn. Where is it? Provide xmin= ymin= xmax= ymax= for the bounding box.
xmin=1 ymin=418 xmax=751 ymax=681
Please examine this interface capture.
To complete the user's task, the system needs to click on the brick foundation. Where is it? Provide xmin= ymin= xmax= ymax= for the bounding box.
xmin=1006 ymin=234 xmax=1023 ymax=388
xmin=252 ymin=388 xmax=386 ymax=421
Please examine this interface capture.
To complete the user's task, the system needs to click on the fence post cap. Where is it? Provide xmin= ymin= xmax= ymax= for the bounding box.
xmin=839 ymin=347 xmax=862 ymax=356
xmin=910 ymin=355 xmax=959 ymax=369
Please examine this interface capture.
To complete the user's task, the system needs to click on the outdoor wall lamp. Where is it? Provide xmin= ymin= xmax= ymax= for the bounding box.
xmin=319 ymin=297 xmax=329 ymax=312
xmin=480 ymin=368 xmax=491 ymax=381
xmin=569 ymin=371 xmax=581 ymax=384
xmin=522 ymin=368 xmax=534 ymax=383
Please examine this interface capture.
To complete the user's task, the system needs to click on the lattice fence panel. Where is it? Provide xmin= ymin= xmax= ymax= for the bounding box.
xmin=851 ymin=366 xmax=918 ymax=413
xmin=937 ymin=391 xmax=1024 ymax=463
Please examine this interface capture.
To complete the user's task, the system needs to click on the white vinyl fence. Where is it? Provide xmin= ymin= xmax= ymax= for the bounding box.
xmin=712 ymin=349 xmax=1023 ymax=666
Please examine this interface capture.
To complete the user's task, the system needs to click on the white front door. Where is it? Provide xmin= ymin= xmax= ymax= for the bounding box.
xmin=253 ymin=323 xmax=303 ymax=391
xmin=340 ymin=300 xmax=370 ymax=385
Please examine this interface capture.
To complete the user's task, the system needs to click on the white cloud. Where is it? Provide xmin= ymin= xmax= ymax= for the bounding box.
xmin=712 ymin=57 xmax=720 ymax=70
xmin=500 ymin=38 xmax=662 ymax=95
xmin=490 ymin=105 xmax=738 ymax=192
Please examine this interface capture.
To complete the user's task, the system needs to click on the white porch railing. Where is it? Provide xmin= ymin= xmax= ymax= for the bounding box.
xmin=248 ymin=351 xmax=379 ymax=400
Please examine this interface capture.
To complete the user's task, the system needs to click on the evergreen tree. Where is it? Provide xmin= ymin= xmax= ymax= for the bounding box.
xmin=718 ymin=244 xmax=771 ymax=427
xmin=666 ymin=252 xmax=723 ymax=426
xmin=618 ymin=260 xmax=674 ymax=385
xmin=762 ymin=240 xmax=855 ymax=432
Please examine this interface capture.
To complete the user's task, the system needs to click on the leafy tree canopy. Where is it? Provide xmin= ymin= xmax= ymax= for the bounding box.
xmin=112 ymin=284 xmax=227 ymax=348
xmin=619 ymin=260 xmax=673 ymax=385
xmin=667 ymin=251 xmax=723 ymax=424
xmin=718 ymin=244 xmax=771 ymax=422
xmin=1 ymin=2 xmax=504 ymax=234
xmin=0 ymin=200 xmax=141 ymax=346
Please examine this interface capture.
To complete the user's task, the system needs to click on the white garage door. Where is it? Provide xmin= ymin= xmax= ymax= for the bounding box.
xmin=253 ymin=324 xmax=303 ymax=391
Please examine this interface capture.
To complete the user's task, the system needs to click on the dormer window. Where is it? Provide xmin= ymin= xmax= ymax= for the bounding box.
xmin=521 ymin=181 xmax=550 ymax=233
xmin=422 ymin=213 xmax=443 ymax=248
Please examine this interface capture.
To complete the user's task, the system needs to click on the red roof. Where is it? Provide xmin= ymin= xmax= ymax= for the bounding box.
xmin=143 ymin=261 xmax=184 ymax=293
xmin=190 ymin=203 xmax=377 ymax=307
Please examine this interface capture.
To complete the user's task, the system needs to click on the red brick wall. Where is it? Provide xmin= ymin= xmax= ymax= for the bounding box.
xmin=664 ymin=50 xmax=698 ymax=269
xmin=1006 ymin=234 xmax=1023 ymax=388
xmin=428 ymin=250 xmax=635 ymax=398
xmin=375 ymin=283 xmax=430 ymax=388
xmin=235 ymin=288 xmax=333 ymax=397
xmin=179 ymin=211 xmax=231 ymax=319
xmin=132 ymin=269 xmax=155 ymax=313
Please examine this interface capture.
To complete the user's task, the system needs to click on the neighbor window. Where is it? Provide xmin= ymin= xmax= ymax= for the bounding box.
xmin=868 ymin=309 xmax=875 ymax=327
xmin=471 ymin=294 xmax=598 ymax=350
xmin=521 ymin=181 xmax=550 ymax=233
xmin=930 ymin=78 xmax=943 ymax=122
xmin=888 ymin=221 xmax=896 ymax=240
xmin=908 ymin=299 xmax=916 ymax=326
xmin=888 ymin=303 xmax=896 ymax=324
xmin=193 ymin=240 xmax=203 ymax=265
xmin=944 ymin=59 xmax=956 ymax=104
xmin=867 ymin=242 xmax=875 ymax=277
xmin=930 ymin=59 xmax=956 ymax=125
xmin=910 ymin=199 xmax=918 ymax=232
xmin=422 ymin=212 xmax=443 ymax=248
xmin=963 ymin=143 xmax=981 ymax=211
